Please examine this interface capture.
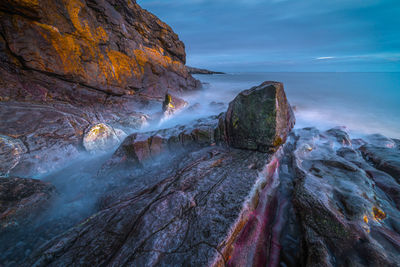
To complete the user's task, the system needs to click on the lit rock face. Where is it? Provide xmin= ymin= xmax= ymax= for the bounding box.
xmin=0 ymin=135 xmax=27 ymax=177
xmin=225 ymin=81 xmax=295 ymax=152
xmin=0 ymin=0 xmax=199 ymax=101
xmin=83 ymin=123 xmax=126 ymax=152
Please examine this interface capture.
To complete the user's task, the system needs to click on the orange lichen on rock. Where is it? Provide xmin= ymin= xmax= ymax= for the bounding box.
xmin=34 ymin=21 xmax=83 ymax=75
xmin=363 ymin=215 xmax=369 ymax=224
xmin=372 ymin=206 xmax=386 ymax=221
xmin=134 ymin=47 xmax=185 ymax=73
xmin=107 ymin=49 xmax=141 ymax=80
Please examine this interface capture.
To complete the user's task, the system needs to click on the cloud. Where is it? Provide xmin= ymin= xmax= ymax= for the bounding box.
xmin=138 ymin=0 xmax=400 ymax=72
xmin=316 ymin=57 xmax=335 ymax=60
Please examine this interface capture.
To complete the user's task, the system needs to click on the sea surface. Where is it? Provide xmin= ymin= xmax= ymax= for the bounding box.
xmin=181 ymin=72 xmax=400 ymax=139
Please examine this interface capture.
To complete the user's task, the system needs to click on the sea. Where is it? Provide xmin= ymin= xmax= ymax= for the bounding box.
xmin=176 ymin=72 xmax=400 ymax=139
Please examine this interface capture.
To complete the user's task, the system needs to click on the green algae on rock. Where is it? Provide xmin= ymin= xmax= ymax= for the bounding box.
xmin=225 ymin=81 xmax=295 ymax=152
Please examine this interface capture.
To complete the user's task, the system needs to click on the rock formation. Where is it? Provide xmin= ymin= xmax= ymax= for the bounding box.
xmin=26 ymin=81 xmax=296 ymax=266
xmin=225 ymin=81 xmax=295 ymax=152
xmin=0 ymin=0 xmax=200 ymax=176
xmin=1 ymin=2 xmax=399 ymax=266
xmin=0 ymin=0 xmax=199 ymax=100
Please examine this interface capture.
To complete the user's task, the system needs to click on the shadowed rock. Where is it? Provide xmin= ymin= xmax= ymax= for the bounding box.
xmin=0 ymin=177 xmax=56 ymax=231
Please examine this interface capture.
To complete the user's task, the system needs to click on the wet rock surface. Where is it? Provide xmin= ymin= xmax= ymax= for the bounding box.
xmin=30 ymin=147 xmax=271 ymax=266
xmin=292 ymin=128 xmax=400 ymax=266
xmin=0 ymin=177 xmax=56 ymax=231
xmin=83 ymin=123 xmax=126 ymax=152
xmin=26 ymin=126 xmax=400 ymax=267
xmin=0 ymin=135 xmax=27 ymax=176
xmin=2 ymin=79 xmax=398 ymax=266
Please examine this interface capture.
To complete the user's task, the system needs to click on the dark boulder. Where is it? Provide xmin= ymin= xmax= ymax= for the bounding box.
xmin=225 ymin=81 xmax=295 ymax=152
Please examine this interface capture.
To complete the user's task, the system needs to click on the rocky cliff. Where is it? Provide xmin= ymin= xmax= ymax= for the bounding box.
xmin=0 ymin=0 xmax=199 ymax=102
xmin=0 ymin=0 xmax=200 ymax=176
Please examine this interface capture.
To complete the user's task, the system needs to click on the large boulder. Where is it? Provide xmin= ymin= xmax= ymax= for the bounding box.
xmin=225 ymin=81 xmax=295 ymax=152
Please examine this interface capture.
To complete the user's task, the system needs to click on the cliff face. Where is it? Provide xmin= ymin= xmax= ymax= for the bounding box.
xmin=0 ymin=0 xmax=200 ymax=176
xmin=0 ymin=0 xmax=199 ymax=102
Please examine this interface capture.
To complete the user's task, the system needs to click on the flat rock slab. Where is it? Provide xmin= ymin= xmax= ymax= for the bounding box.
xmin=30 ymin=147 xmax=271 ymax=266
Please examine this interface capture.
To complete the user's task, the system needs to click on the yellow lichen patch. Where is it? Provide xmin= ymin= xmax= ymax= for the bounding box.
xmin=273 ymin=136 xmax=283 ymax=147
xmin=64 ymin=0 xmax=87 ymax=37
xmin=86 ymin=123 xmax=108 ymax=141
xmin=133 ymin=47 xmax=185 ymax=74
xmin=363 ymin=215 xmax=368 ymax=224
xmin=95 ymin=26 xmax=108 ymax=42
xmin=107 ymin=49 xmax=140 ymax=80
xmin=372 ymin=206 xmax=386 ymax=221
xmin=34 ymin=21 xmax=83 ymax=75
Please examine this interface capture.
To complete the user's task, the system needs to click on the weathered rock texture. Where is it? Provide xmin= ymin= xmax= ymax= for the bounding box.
xmin=0 ymin=177 xmax=56 ymax=231
xmin=0 ymin=0 xmax=199 ymax=100
xmin=291 ymin=127 xmax=400 ymax=266
xmin=225 ymin=81 xmax=295 ymax=152
xmin=0 ymin=0 xmax=200 ymax=176
xmin=21 ymin=81 xmax=296 ymax=266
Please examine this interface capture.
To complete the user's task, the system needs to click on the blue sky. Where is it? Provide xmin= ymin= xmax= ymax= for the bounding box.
xmin=138 ymin=0 xmax=400 ymax=72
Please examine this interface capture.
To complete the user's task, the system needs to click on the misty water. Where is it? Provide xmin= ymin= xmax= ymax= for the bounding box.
xmin=3 ymin=72 xmax=399 ymax=262
xmin=186 ymin=72 xmax=400 ymax=139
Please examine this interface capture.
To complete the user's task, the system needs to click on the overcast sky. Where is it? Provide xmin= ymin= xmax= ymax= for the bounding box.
xmin=138 ymin=0 xmax=400 ymax=72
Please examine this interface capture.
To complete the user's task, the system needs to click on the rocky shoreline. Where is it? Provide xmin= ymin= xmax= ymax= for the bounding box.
xmin=1 ymin=1 xmax=400 ymax=266
xmin=1 ymin=79 xmax=400 ymax=266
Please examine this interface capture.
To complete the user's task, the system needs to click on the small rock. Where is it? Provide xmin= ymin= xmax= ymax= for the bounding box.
xmin=83 ymin=123 xmax=124 ymax=152
xmin=162 ymin=93 xmax=188 ymax=117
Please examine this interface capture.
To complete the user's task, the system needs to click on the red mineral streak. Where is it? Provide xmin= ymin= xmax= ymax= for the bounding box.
xmin=225 ymin=155 xmax=287 ymax=267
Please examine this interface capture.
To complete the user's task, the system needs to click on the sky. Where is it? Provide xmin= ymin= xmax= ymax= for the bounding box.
xmin=138 ymin=0 xmax=400 ymax=72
